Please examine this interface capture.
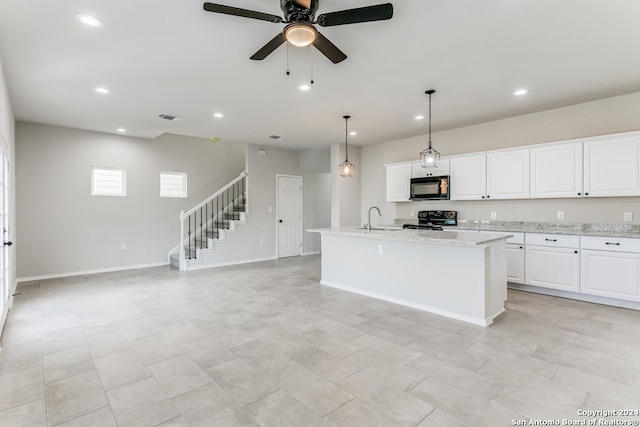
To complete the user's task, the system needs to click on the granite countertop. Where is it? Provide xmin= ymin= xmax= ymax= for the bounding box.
xmin=395 ymin=219 xmax=640 ymax=239
xmin=307 ymin=227 xmax=511 ymax=247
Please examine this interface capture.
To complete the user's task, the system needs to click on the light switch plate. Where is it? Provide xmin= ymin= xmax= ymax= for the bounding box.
xmin=557 ymin=211 xmax=565 ymax=220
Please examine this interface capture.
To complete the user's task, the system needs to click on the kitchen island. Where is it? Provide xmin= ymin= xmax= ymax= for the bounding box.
xmin=307 ymin=227 xmax=511 ymax=326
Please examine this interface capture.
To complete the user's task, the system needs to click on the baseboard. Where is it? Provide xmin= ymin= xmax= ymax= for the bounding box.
xmin=302 ymin=250 xmax=321 ymax=256
xmin=16 ymin=261 xmax=170 ymax=283
xmin=186 ymin=256 xmax=277 ymax=271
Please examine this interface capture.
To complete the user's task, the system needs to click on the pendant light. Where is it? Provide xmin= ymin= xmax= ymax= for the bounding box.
xmin=339 ymin=115 xmax=355 ymax=177
xmin=419 ymin=89 xmax=441 ymax=168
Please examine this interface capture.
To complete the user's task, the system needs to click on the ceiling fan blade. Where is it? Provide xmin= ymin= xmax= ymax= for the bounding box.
xmin=293 ymin=0 xmax=312 ymax=9
xmin=313 ymin=32 xmax=347 ymax=64
xmin=203 ymin=3 xmax=283 ymax=23
xmin=317 ymin=3 xmax=393 ymax=27
xmin=250 ymin=33 xmax=286 ymax=60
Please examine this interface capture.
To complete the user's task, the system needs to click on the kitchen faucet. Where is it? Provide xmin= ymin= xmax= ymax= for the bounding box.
xmin=367 ymin=206 xmax=381 ymax=231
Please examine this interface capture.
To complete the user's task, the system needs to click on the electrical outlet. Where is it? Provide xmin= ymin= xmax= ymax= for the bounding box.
xmin=259 ymin=238 xmax=264 ymax=244
xmin=624 ymin=212 xmax=633 ymax=222
xmin=410 ymin=211 xmax=415 ymax=218
xmin=378 ymin=244 xmax=384 ymax=255
xmin=120 ymin=243 xmax=126 ymax=251
xmin=490 ymin=212 xmax=497 ymax=220
xmin=557 ymin=211 xmax=565 ymax=220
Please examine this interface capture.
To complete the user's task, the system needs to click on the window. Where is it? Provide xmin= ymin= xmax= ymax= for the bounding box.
xmin=91 ymin=167 xmax=126 ymax=196
xmin=160 ymin=172 xmax=187 ymax=198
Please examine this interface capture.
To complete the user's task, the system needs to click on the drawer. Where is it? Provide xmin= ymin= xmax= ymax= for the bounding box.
xmin=525 ymin=233 xmax=580 ymax=248
xmin=580 ymin=235 xmax=640 ymax=253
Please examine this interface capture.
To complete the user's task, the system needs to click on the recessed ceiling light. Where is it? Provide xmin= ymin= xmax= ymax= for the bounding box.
xmin=213 ymin=112 xmax=224 ymax=118
xmin=94 ymin=87 xmax=110 ymax=94
xmin=350 ymin=131 xmax=357 ymax=136
xmin=514 ymin=88 xmax=530 ymax=96
xmin=299 ymin=84 xmax=311 ymax=91
xmin=116 ymin=128 xmax=126 ymax=133
xmin=415 ymin=115 xmax=424 ymax=120
xmin=209 ymin=137 xmax=219 ymax=142
xmin=75 ymin=13 xmax=104 ymax=27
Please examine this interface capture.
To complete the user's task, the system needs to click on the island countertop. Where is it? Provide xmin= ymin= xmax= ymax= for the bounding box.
xmin=307 ymin=226 xmax=512 ymax=247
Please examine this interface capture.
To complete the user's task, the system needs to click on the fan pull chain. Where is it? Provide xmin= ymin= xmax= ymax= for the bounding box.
xmin=286 ymin=43 xmax=290 ymax=76
xmin=310 ymin=45 xmax=314 ymax=85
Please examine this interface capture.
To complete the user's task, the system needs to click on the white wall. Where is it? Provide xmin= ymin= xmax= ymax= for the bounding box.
xmin=361 ymin=92 xmax=640 ymax=226
xmin=15 ymin=125 xmax=332 ymax=278
xmin=15 ymin=123 xmax=245 ymax=278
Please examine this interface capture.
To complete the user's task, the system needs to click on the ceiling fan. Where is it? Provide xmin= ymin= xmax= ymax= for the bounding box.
xmin=203 ymin=0 xmax=393 ymax=64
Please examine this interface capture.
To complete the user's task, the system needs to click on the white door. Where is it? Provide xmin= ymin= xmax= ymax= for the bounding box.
xmin=277 ymin=175 xmax=302 ymax=258
xmin=0 ymin=144 xmax=11 ymax=336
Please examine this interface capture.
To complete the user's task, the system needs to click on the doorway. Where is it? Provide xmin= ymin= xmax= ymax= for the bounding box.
xmin=277 ymin=175 xmax=302 ymax=258
xmin=0 ymin=138 xmax=11 ymax=337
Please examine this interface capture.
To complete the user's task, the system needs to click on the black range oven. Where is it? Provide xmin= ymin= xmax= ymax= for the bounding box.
xmin=403 ymin=210 xmax=457 ymax=231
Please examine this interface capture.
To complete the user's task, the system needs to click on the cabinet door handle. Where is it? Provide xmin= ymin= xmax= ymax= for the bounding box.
xmin=605 ymin=242 xmax=621 ymax=246
xmin=578 ymin=192 xmax=581 ymax=196
xmin=544 ymin=238 xmax=557 ymax=242
xmin=574 ymin=250 xmax=578 ymax=254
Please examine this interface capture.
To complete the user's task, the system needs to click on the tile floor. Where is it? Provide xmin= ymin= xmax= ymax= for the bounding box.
xmin=1 ymin=255 xmax=639 ymax=426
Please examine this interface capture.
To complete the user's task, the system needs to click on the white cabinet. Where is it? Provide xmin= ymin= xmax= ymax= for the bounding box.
xmin=580 ymin=236 xmax=640 ymax=302
xmin=385 ymin=163 xmax=412 ymax=202
xmin=450 ymin=149 xmax=529 ymax=200
xmin=584 ymin=134 xmax=640 ymax=197
xmin=450 ymin=154 xmax=486 ymax=200
xmin=411 ymin=158 xmax=450 ymax=178
xmin=486 ymin=149 xmax=530 ymax=199
xmin=506 ymin=232 xmax=525 ymax=284
xmin=530 ymin=141 xmax=583 ymax=198
xmin=524 ymin=233 xmax=580 ymax=292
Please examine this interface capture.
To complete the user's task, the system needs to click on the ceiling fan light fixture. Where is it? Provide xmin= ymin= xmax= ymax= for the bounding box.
xmin=284 ymin=23 xmax=317 ymax=47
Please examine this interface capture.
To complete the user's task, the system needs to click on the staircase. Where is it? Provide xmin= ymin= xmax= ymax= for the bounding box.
xmin=169 ymin=172 xmax=247 ymax=271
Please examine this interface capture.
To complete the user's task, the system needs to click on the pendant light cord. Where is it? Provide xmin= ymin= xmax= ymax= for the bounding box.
xmin=344 ymin=116 xmax=349 ymax=160
xmin=428 ymin=91 xmax=432 ymax=149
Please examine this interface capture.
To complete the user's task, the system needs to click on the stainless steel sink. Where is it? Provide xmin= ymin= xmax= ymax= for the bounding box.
xmin=355 ymin=227 xmax=401 ymax=231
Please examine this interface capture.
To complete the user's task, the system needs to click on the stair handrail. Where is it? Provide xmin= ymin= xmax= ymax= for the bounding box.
xmin=180 ymin=171 xmax=247 ymax=220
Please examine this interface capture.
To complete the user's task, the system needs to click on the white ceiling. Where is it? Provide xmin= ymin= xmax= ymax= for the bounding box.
xmin=1 ymin=0 xmax=639 ymax=150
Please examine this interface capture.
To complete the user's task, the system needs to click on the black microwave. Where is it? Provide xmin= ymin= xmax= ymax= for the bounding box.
xmin=410 ymin=175 xmax=450 ymax=200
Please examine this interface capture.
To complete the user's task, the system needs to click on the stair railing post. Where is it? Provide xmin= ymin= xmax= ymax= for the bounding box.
xmin=179 ymin=210 xmax=186 ymax=271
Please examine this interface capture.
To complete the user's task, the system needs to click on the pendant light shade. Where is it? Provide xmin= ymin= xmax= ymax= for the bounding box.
xmin=419 ymin=89 xmax=441 ymax=168
xmin=339 ymin=115 xmax=355 ymax=177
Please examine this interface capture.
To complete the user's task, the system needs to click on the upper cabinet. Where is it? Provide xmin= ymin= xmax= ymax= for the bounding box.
xmin=450 ymin=149 xmax=529 ymax=200
xmin=385 ymin=163 xmax=412 ymax=202
xmin=385 ymin=130 xmax=640 ymax=203
xmin=450 ymin=154 xmax=486 ymax=200
xmin=583 ymin=134 xmax=640 ymax=197
xmin=411 ymin=159 xmax=450 ymax=178
xmin=530 ymin=141 xmax=583 ymax=198
xmin=486 ymin=148 xmax=530 ymax=199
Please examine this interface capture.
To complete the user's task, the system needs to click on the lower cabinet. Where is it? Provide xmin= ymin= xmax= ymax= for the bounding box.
xmin=506 ymin=232 xmax=525 ymax=284
xmin=580 ymin=236 xmax=640 ymax=302
xmin=524 ymin=234 xmax=580 ymax=292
